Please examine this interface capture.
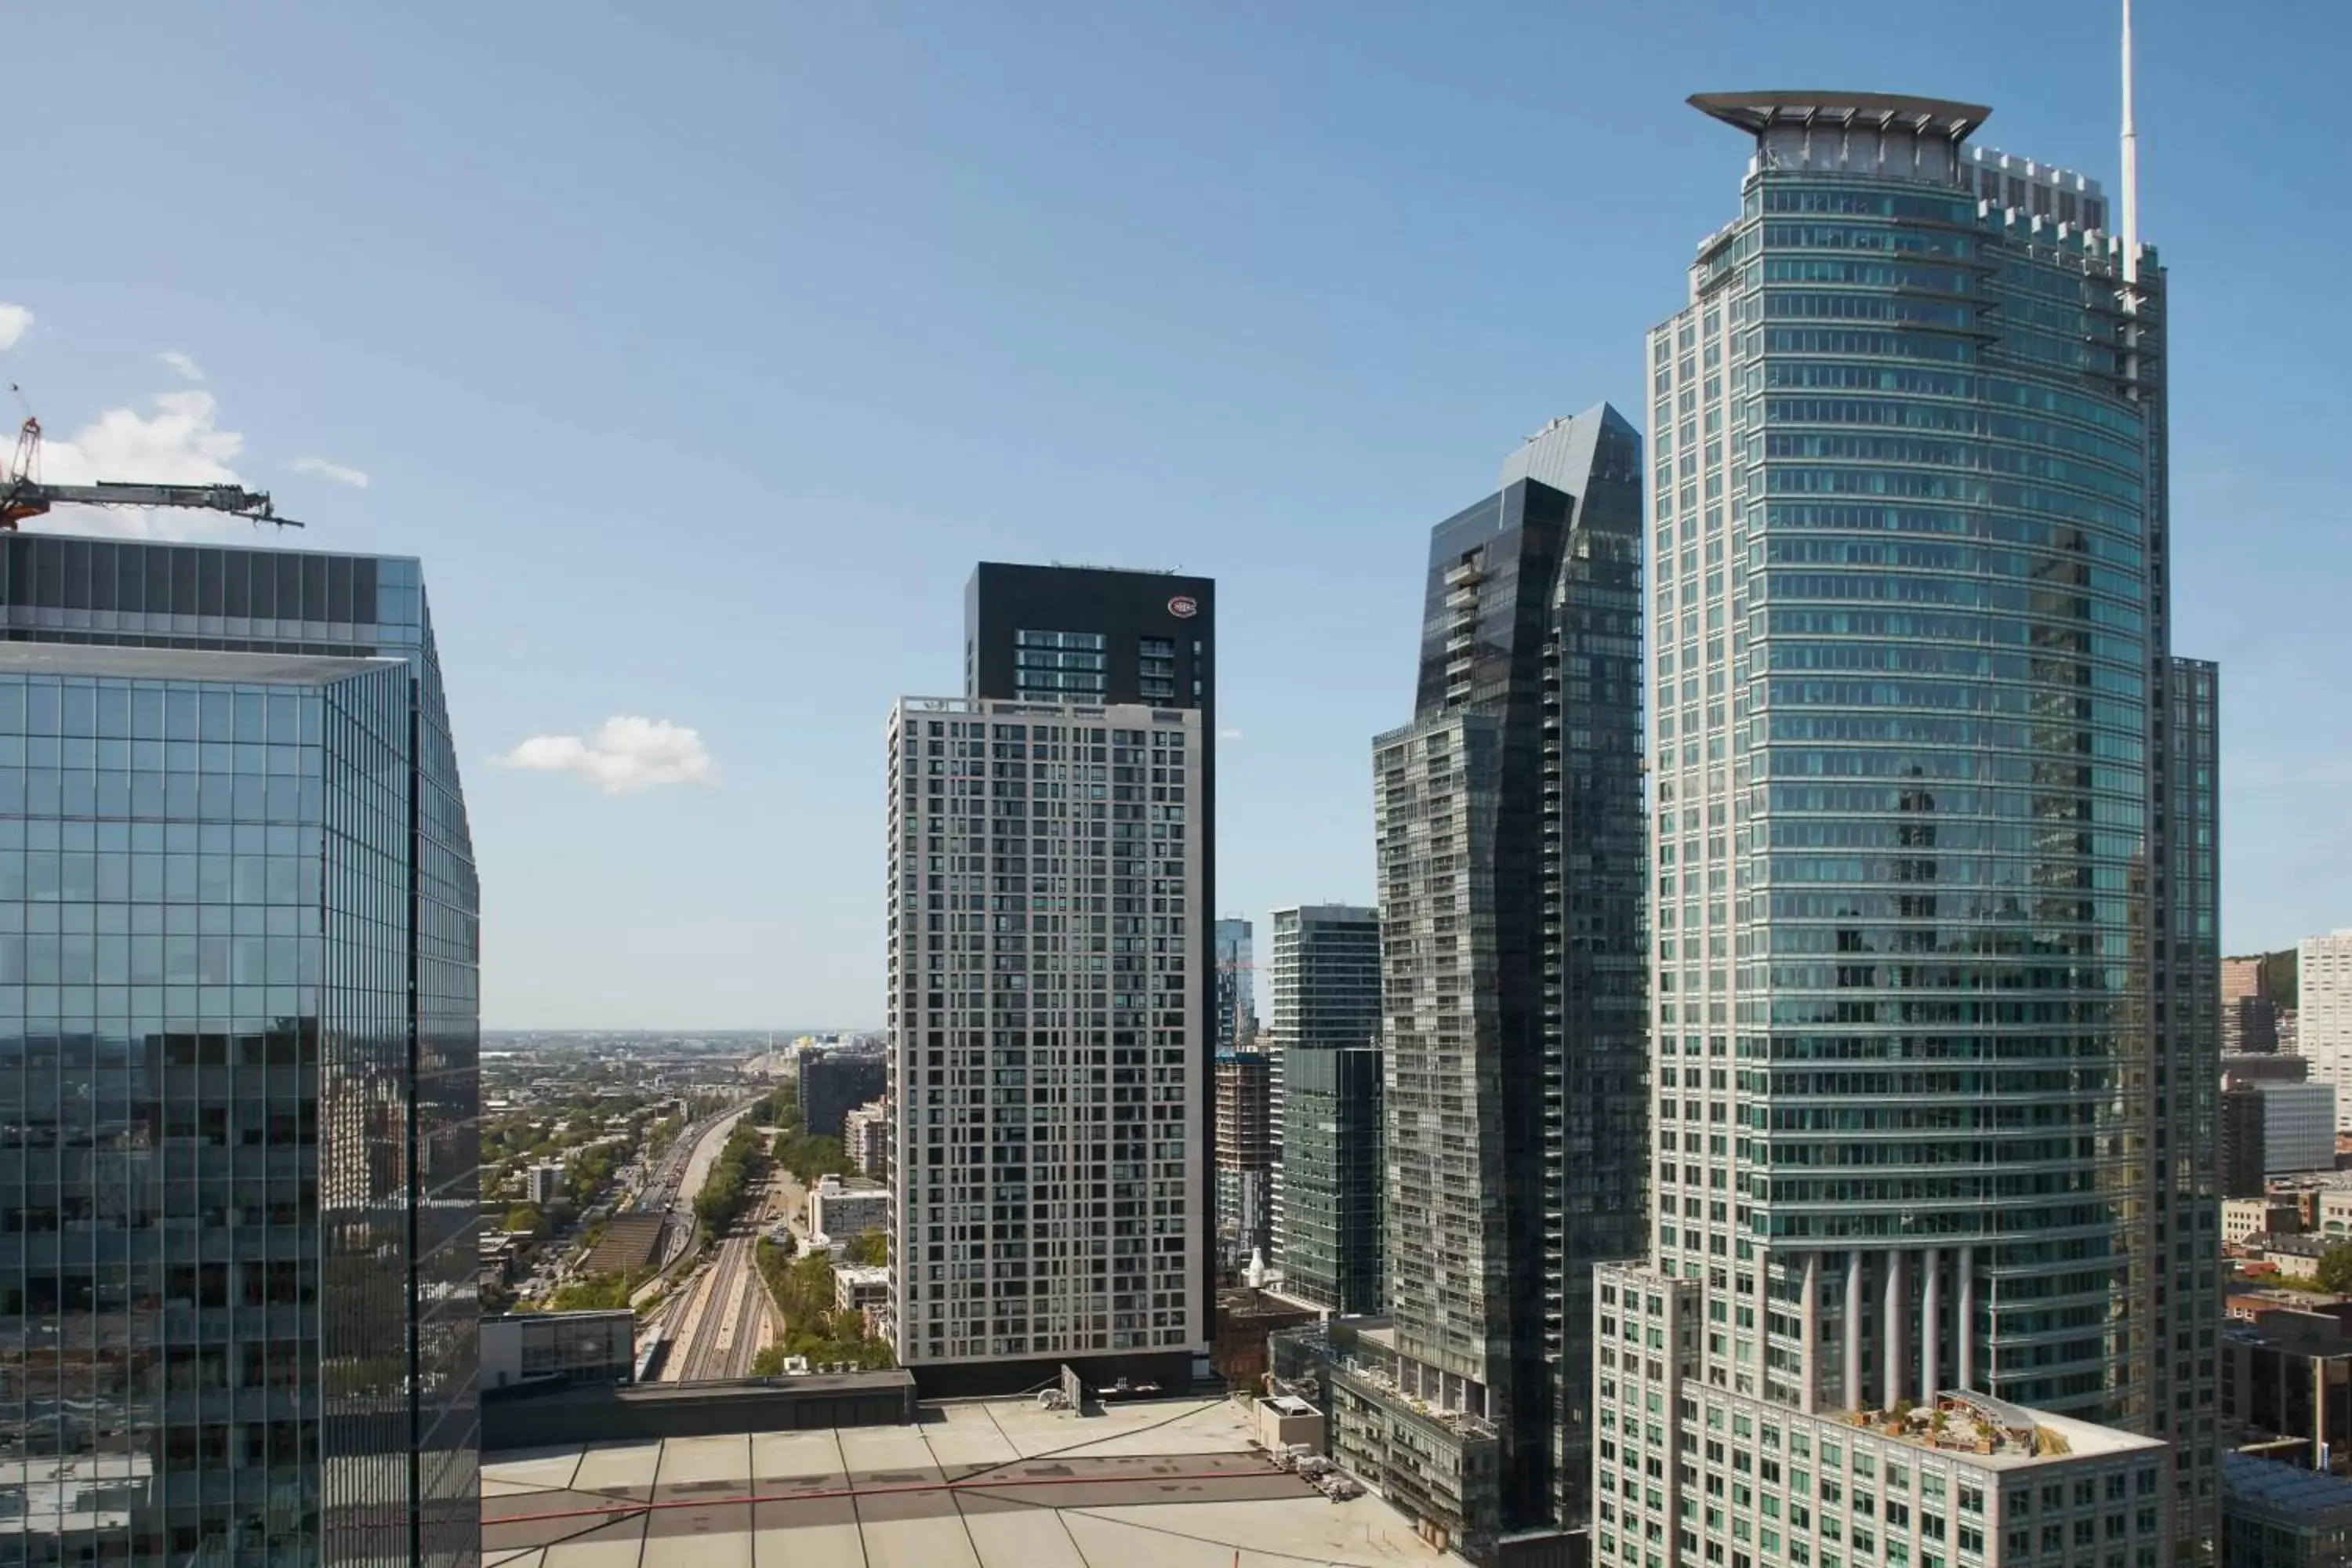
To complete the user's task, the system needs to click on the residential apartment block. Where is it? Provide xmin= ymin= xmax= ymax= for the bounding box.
xmin=886 ymin=564 xmax=1214 ymax=1396
xmin=2222 ymin=953 xmax=2285 ymax=1055
xmin=2300 ymin=931 xmax=2352 ymax=1130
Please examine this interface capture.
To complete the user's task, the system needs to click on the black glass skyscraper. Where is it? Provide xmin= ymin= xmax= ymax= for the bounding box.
xmin=0 ymin=534 xmax=480 ymax=1565
xmin=1364 ymin=405 xmax=1648 ymax=1552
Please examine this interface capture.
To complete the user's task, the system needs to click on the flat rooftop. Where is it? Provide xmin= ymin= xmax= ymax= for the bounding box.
xmin=1846 ymin=1392 xmax=2165 ymax=1471
xmin=485 ymin=1394 xmax=1474 ymax=1568
xmin=0 ymin=641 xmax=394 ymax=685
xmin=2221 ymin=1452 xmax=2352 ymax=1523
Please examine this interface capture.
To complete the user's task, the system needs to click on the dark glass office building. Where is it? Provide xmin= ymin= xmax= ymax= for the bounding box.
xmin=1264 ymin=904 xmax=1380 ymax=1292
xmin=797 ymin=1046 xmax=887 ymax=1141
xmin=1365 ymin=405 xmax=1648 ymax=1550
xmin=0 ymin=535 xmax=480 ymax=1565
xmin=1276 ymin=1044 xmax=1381 ymax=1315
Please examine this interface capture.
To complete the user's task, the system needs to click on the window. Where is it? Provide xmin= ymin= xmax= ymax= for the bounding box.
xmin=1138 ymin=636 xmax=1176 ymax=700
xmin=1014 ymin=630 xmax=1109 ymax=698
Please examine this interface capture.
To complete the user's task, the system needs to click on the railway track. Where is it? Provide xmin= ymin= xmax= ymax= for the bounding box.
xmin=664 ymin=1230 xmax=779 ymax=1381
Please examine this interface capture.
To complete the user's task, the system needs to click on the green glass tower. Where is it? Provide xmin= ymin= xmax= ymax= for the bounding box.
xmin=1592 ymin=89 xmax=2216 ymax=1568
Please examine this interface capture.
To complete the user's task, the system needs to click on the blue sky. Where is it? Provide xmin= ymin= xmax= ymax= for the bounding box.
xmin=5 ymin=3 xmax=2345 ymax=1026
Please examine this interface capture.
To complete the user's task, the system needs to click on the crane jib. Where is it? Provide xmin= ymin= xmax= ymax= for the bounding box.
xmin=0 ymin=480 xmax=303 ymax=530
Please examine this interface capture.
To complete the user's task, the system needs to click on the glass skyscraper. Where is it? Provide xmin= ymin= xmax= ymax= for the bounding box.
xmin=1591 ymin=90 xmax=2214 ymax=1568
xmin=1213 ymin=917 xmax=1255 ymax=1053
xmin=0 ymin=535 xmax=480 ymax=1565
xmin=1349 ymin=405 xmax=1647 ymax=1557
xmin=1265 ymin=904 xmax=1380 ymax=1283
xmin=1274 ymin=1043 xmax=1381 ymax=1316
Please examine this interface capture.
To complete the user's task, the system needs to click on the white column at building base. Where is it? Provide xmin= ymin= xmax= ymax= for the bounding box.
xmin=1882 ymin=1248 xmax=1906 ymax=1410
xmin=1958 ymin=1243 xmax=1976 ymax=1392
xmin=1801 ymin=1251 xmax=1820 ymax=1415
xmin=1844 ymin=1251 xmax=1863 ymax=1411
xmin=1921 ymin=1245 xmax=1940 ymax=1404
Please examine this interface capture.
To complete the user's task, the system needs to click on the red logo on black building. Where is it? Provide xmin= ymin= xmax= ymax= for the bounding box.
xmin=1167 ymin=596 xmax=1198 ymax=619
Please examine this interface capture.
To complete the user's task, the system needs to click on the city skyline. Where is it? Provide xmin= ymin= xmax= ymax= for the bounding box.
xmin=2 ymin=6 xmax=2343 ymax=1567
xmin=5 ymin=3 xmax=2348 ymax=1028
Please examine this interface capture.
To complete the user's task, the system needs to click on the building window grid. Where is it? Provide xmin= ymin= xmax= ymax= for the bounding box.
xmin=887 ymin=700 xmax=1203 ymax=1365
xmin=1616 ymin=128 xmax=2209 ymax=1565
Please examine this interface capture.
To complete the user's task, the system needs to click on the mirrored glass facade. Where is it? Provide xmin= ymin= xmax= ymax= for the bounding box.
xmin=1594 ymin=92 xmax=2216 ymax=1568
xmin=1265 ymin=905 xmax=1379 ymax=1281
xmin=0 ymin=537 xmax=479 ymax=1566
xmin=1276 ymin=1043 xmax=1381 ymax=1315
xmin=1369 ymin=404 xmax=1648 ymax=1546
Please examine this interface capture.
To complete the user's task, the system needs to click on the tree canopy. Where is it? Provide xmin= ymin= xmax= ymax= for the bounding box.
xmin=2315 ymin=1243 xmax=2352 ymax=1294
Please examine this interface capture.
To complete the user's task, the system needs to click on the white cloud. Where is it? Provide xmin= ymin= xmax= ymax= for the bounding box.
xmin=495 ymin=717 xmax=717 ymax=796
xmin=157 ymin=349 xmax=205 ymax=382
xmin=289 ymin=455 xmax=370 ymax=488
xmin=20 ymin=390 xmax=253 ymax=539
xmin=1218 ymin=728 xmax=1244 ymax=741
xmin=0 ymin=303 xmax=30 ymax=350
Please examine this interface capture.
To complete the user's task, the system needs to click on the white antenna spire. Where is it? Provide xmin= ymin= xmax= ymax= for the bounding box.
xmin=2121 ymin=0 xmax=2140 ymax=284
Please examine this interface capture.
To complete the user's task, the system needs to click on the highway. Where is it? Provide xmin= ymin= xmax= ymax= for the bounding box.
xmin=648 ymin=1112 xmax=789 ymax=1381
xmin=631 ymin=1098 xmax=760 ymax=1281
xmin=631 ymin=1100 xmax=753 ymax=1217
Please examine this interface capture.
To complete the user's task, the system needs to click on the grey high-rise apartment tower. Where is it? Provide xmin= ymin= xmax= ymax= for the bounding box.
xmin=1264 ymin=904 xmax=1379 ymax=1284
xmin=1357 ymin=405 xmax=1648 ymax=1556
xmin=0 ymin=534 xmax=480 ymax=1565
xmin=1591 ymin=87 xmax=2214 ymax=1568
xmin=887 ymin=563 xmax=1213 ymax=1395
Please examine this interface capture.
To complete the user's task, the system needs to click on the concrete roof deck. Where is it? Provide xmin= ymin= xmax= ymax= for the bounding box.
xmin=485 ymin=1394 xmax=1475 ymax=1568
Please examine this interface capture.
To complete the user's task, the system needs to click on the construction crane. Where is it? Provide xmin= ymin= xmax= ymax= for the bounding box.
xmin=0 ymin=414 xmax=300 ymax=532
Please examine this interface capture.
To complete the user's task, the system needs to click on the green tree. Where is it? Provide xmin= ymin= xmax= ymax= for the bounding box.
xmin=2315 ymin=1243 xmax=2352 ymax=1294
xmin=503 ymin=1203 xmax=545 ymax=1236
xmin=751 ymin=1238 xmax=894 ymax=1370
xmin=538 ymin=1270 xmax=647 ymax=1313
xmin=693 ymin=1120 xmax=771 ymax=1233
xmin=844 ymin=1232 xmax=886 ymax=1267
xmin=774 ymin=1133 xmax=848 ymax=1185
